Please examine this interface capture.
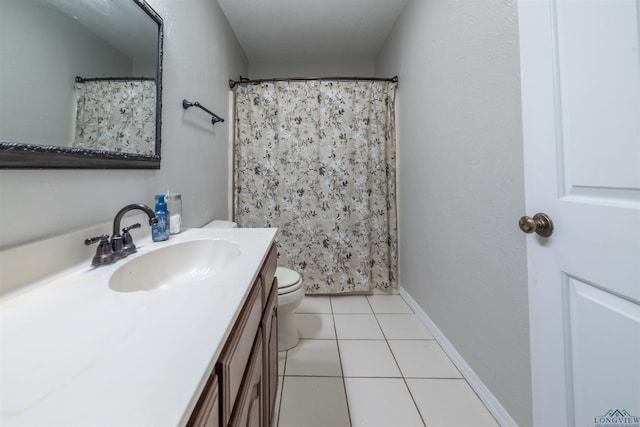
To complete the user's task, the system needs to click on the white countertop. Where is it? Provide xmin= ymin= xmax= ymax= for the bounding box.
xmin=0 ymin=227 xmax=277 ymax=426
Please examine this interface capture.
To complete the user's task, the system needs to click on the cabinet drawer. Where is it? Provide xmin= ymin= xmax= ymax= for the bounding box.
xmin=260 ymin=244 xmax=277 ymax=308
xmin=217 ymin=278 xmax=262 ymax=426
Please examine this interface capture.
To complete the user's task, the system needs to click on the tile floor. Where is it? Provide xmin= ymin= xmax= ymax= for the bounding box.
xmin=273 ymin=295 xmax=499 ymax=427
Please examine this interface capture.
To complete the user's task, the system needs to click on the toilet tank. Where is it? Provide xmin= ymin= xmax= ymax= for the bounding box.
xmin=202 ymin=220 xmax=237 ymax=228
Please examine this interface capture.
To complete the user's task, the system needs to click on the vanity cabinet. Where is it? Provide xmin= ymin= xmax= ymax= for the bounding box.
xmin=188 ymin=243 xmax=278 ymax=427
xmin=188 ymin=374 xmax=220 ymax=427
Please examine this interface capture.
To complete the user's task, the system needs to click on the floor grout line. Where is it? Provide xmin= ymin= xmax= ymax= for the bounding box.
xmin=280 ymin=295 xmax=497 ymax=427
xmin=330 ymin=297 xmax=354 ymax=427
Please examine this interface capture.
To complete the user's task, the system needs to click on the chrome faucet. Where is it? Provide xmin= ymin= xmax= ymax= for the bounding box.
xmin=85 ymin=203 xmax=158 ymax=267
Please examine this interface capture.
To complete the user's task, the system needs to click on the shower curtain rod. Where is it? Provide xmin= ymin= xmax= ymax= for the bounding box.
xmin=228 ymin=75 xmax=398 ymax=89
xmin=75 ymin=76 xmax=156 ymax=83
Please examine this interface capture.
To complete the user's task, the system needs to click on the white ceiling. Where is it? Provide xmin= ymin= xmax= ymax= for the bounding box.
xmin=217 ymin=0 xmax=409 ymax=64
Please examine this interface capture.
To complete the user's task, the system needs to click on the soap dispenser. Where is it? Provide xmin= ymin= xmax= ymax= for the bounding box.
xmin=152 ymin=194 xmax=170 ymax=242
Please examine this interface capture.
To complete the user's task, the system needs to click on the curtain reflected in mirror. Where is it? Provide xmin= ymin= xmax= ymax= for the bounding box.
xmin=73 ymin=78 xmax=156 ymax=155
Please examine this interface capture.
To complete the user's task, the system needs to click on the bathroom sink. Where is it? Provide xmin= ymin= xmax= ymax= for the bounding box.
xmin=109 ymin=239 xmax=241 ymax=292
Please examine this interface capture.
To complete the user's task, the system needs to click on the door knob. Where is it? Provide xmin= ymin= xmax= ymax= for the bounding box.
xmin=519 ymin=213 xmax=554 ymax=237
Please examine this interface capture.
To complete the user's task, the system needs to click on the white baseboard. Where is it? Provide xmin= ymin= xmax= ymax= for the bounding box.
xmin=400 ymin=287 xmax=518 ymax=427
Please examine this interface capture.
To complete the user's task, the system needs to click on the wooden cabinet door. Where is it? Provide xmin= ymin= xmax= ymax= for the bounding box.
xmin=186 ymin=374 xmax=219 ymax=427
xmin=218 ymin=278 xmax=263 ymax=426
xmin=262 ymin=279 xmax=278 ymax=427
xmin=259 ymin=244 xmax=278 ymax=308
xmin=229 ymin=333 xmax=263 ymax=427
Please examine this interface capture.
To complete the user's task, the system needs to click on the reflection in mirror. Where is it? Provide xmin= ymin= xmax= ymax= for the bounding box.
xmin=73 ymin=77 xmax=156 ymax=155
xmin=0 ymin=0 xmax=163 ymax=168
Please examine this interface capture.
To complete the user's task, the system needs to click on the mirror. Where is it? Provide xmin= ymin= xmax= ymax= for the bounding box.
xmin=0 ymin=0 xmax=163 ymax=169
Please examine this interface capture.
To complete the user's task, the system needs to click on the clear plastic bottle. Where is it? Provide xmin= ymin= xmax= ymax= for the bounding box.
xmin=165 ymin=192 xmax=182 ymax=234
xmin=152 ymin=194 xmax=170 ymax=241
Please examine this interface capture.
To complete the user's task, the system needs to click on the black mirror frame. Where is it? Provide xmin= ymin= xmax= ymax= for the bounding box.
xmin=0 ymin=0 xmax=163 ymax=169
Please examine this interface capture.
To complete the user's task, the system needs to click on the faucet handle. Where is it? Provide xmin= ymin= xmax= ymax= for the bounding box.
xmin=122 ymin=223 xmax=141 ymax=255
xmin=84 ymin=234 xmax=116 ymax=266
xmin=122 ymin=223 xmax=141 ymax=233
xmin=84 ymin=234 xmax=108 ymax=246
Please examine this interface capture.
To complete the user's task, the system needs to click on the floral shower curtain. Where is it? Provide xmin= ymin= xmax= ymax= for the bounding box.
xmin=73 ymin=79 xmax=156 ymax=154
xmin=233 ymin=80 xmax=398 ymax=294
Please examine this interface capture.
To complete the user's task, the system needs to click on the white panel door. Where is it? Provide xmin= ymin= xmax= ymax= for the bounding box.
xmin=518 ymin=1 xmax=640 ymax=426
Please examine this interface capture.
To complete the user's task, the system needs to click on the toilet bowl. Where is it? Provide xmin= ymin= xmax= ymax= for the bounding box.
xmin=202 ymin=220 xmax=305 ymax=350
xmin=275 ymin=266 xmax=305 ymax=351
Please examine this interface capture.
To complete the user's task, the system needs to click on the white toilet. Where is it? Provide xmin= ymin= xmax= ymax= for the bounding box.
xmin=274 ymin=266 xmax=305 ymax=351
xmin=203 ymin=220 xmax=305 ymax=351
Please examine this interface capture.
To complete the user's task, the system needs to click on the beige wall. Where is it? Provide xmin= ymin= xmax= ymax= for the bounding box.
xmin=0 ymin=0 xmax=247 ymax=250
xmin=376 ymin=0 xmax=532 ymax=425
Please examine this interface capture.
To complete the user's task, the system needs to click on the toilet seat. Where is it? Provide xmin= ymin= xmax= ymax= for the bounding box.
xmin=276 ymin=267 xmax=302 ymax=295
